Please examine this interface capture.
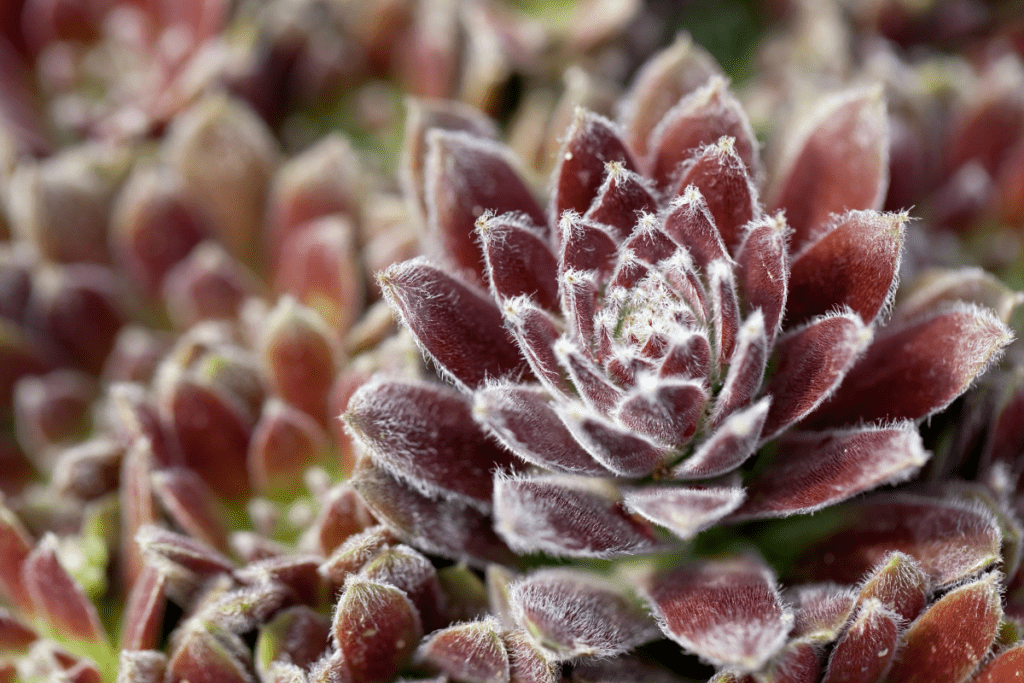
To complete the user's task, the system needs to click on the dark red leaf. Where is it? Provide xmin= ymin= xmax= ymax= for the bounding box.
xmin=121 ymin=564 xmax=167 ymax=651
xmin=558 ymin=212 xmax=619 ymax=280
xmin=734 ymin=424 xmax=928 ymax=520
xmin=769 ymin=87 xmax=888 ymax=249
xmin=672 ymin=397 xmax=769 ymax=479
xmin=560 ymin=270 xmax=599 ymax=355
xmin=166 ymin=625 xmax=252 ymax=683
xmin=787 ymin=584 xmax=857 ymax=642
xmin=248 ymin=399 xmax=330 ymax=497
xmin=503 ymin=629 xmax=558 ymax=683
xmin=662 ymin=186 xmax=729 ymax=271
xmin=584 ymin=162 xmax=659 ymax=240
xmin=360 ymin=544 xmax=444 ymax=631
xmin=711 ymin=311 xmax=767 ymax=426
xmin=346 ymin=379 xmax=521 ymax=509
xmin=736 ymin=214 xmax=789 ymax=346
xmin=659 ymin=330 xmax=712 ymax=383
xmin=502 ymin=296 xmax=570 ymax=395
xmin=378 ymin=259 xmax=528 ymax=390
xmin=786 ymin=210 xmax=905 ymax=327
xmin=972 ymin=643 xmax=1024 ymax=683
xmin=415 ymin=618 xmax=509 ymax=683
xmin=152 ymin=467 xmax=227 ymax=552
xmin=641 ymin=554 xmax=792 ymax=671
xmin=708 ymin=260 xmax=740 ymax=372
xmin=613 ymin=379 xmax=706 ymax=448
xmin=333 ymin=576 xmax=422 ymax=683
xmin=478 ymin=212 xmax=559 ymax=312
xmin=553 ymin=109 xmax=638 ymax=221
xmin=493 ymin=473 xmax=660 ymax=558
xmin=622 ymin=485 xmax=745 ymax=540
xmin=555 ymin=338 xmax=622 ymax=413
xmin=136 ymin=524 xmax=235 ymax=577
xmin=255 ymin=605 xmax=331 ymax=679
xmin=806 ymin=304 xmax=1012 ymax=427
xmin=0 ymin=500 xmax=35 ymax=615
xmin=23 ymin=534 xmax=105 ymax=644
xmin=854 ymin=552 xmax=929 ymax=624
xmin=558 ymin=402 xmax=671 ymax=476
xmin=821 ymin=600 xmax=900 ymax=683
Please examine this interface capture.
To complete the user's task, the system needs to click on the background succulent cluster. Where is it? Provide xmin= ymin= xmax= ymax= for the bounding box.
xmin=1 ymin=1 xmax=1024 ymax=683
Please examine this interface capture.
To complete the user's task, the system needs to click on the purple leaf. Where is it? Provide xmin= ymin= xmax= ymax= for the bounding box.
xmin=510 ymin=568 xmax=659 ymax=660
xmin=769 ymin=86 xmax=888 ymax=249
xmin=711 ymin=311 xmax=767 ymax=426
xmin=584 ymin=162 xmax=659 ymax=240
xmin=641 ymin=554 xmax=793 ymax=671
xmin=424 ymin=130 xmax=545 ymax=284
xmin=333 ymin=576 xmax=422 ymax=683
xmin=674 ymin=136 xmax=760 ymax=252
xmin=885 ymin=573 xmax=1001 ymax=683
xmin=821 ymin=599 xmax=900 ymax=683
xmin=662 ymin=186 xmax=729 ymax=271
xmin=786 ymin=210 xmax=905 ymax=327
xmin=415 ymin=618 xmax=509 ymax=683
xmin=805 ymin=304 xmax=1013 ymax=427
xmin=736 ymin=214 xmax=789 ymax=346
xmin=350 ymin=460 xmax=514 ymax=567
xmin=553 ymin=110 xmax=638 ymax=221
xmin=792 ymin=495 xmax=1002 ymax=587
xmin=378 ymin=259 xmax=528 ymax=390
xmin=672 ymin=398 xmax=769 ymax=479
xmin=733 ymin=424 xmax=929 ymax=520
xmin=646 ymin=77 xmax=759 ymax=190
xmin=612 ymin=379 xmax=706 ymax=448
xmin=761 ymin=311 xmax=870 ymax=440
xmin=493 ymin=473 xmax=660 ymax=558
xmin=622 ymin=485 xmax=745 ymax=540
xmin=557 ymin=402 xmax=671 ymax=476
xmin=473 ymin=383 xmax=609 ymax=476
xmin=345 ymin=379 xmax=522 ymax=509
xmin=477 ymin=212 xmax=560 ymax=312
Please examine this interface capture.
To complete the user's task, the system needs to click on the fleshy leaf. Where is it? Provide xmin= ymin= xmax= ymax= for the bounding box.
xmin=345 ymin=379 xmax=520 ymax=509
xmin=734 ymin=424 xmax=928 ymax=520
xmin=736 ymin=214 xmax=789 ymax=346
xmin=708 ymin=259 xmax=740 ymax=372
xmin=788 ymin=584 xmax=858 ymax=642
xmin=415 ymin=618 xmax=509 ymax=683
xmin=584 ymin=162 xmax=659 ymax=240
xmin=116 ymin=651 xmax=167 ymax=683
xmin=333 ymin=576 xmax=422 ymax=683
xmin=769 ymin=86 xmax=888 ymax=248
xmin=896 ymin=267 xmax=1024 ymax=324
xmin=23 ymin=533 xmax=106 ymax=644
xmin=318 ymin=526 xmax=394 ymax=589
xmin=255 ymin=605 xmax=331 ymax=679
xmin=711 ymin=311 xmax=767 ymax=426
xmin=477 ymin=212 xmax=559 ymax=312
xmin=672 ymin=398 xmax=769 ymax=479
xmin=972 ymin=643 xmax=1024 ymax=683
xmin=674 ymin=136 xmax=759 ymax=252
xmin=510 ymin=568 xmax=658 ymax=660
xmin=557 ymin=402 xmax=671 ymax=477
xmin=761 ymin=311 xmax=870 ymax=440
xmin=166 ymin=625 xmax=253 ymax=683
xmin=424 ymin=130 xmax=545 ymax=284
xmin=805 ymin=304 xmax=1013 ymax=427
xmin=473 ymin=383 xmax=609 ymax=476
xmin=248 ymin=399 xmax=330 ymax=498
xmin=0 ymin=501 xmax=34 ymax=614
xmin=553 ymin=110 xmax=638 ymax=222
xmin=821 ymin=599 xmax=900 ymax=683
xmin=350 ymin=460 xmax=514 ymax=567
xmin=360 ymin=545 xmax=444 ymax=631
xmin=885 ymin=573 xmax=1001 ymax=683
xmin=792 ymin=495 xmax=1002 ymax=586
xmin=558 ymin=212 xmax=619 ymax=279
xmin=855 ymin=552 xmax=929 ymax=624
xmin=659 ymin=330 xmax=712 ymax=382
xmin=786 ymin=210 xmax=905 ymax=327
xmin=640 ymin=554 xmax=793 ymax=671
xmin=647 ymin=76 xmax=759 ymax=190
xmin=613 ymin=378 xmax=706 ymax=449
xmin=152 ymin=467 xmax=227 ymax=551
xmin=120 ymin=562 xmax=167 ymax=651
xmin=662 ymin=186 xmax=729 ymax=271
xmin=493 ymin=473 xmax=659 ymax=558
xmin=622 ymin=485 xmax=745 ymax=540
xmin=554 ymin=336 xmax=621 ymax=413
xmin=502 ymin=296 xmax=569 ymax=395
xmin=136 ymin=524 xmax=235 ymax=578
xmin=503 ymin=629 xmax=558 ymax=683
xmin=378 ymin=259 xmax=528 ymax=390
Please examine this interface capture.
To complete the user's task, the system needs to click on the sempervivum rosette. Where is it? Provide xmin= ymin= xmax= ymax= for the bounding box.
xmin=343 ymin=41 xmax=1015 ymax=677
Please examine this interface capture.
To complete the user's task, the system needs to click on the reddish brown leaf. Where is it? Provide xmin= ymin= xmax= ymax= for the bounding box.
xmin=612 ymin=379 xmax=706 ymax=448
xmin=415 ymin=618 xmax=509 ymax=683
xmin=806 ymin=304 xmax=1013 ymax=427
xmin=120 ymin=564 xmax=167 ymax=651
xmin=318 ymin=526 xmax=394 ymax=589
xmin=424 ymin=130 xmax=545 ymax=284
xmin=712 ymin=311 xmax=767 ymax=426
xmin=885 ymin=573 xmax=1001 ymax=683
xmin=708 ymin=260 xmax=741 ymax=372
xmin=474 ymin=383 xmax=608 ymax=476
xmin=301 ymin=484 xmax=375 ymax=557
xmin=502 ymin=296 xmax=570 ymax=395
xmin=672 ymin=398 xmax=769 ymax=479
xmin=659 ymin=330 xmax=712 ymax=383
xmin=734 ymin=424 xmax=928 ymax=520
xmin=333 ymin=576 xmax=422 ymax=683
xmin=622 ymin=485 xmax=745 ymax=540
xmin=248 ymin=399 xmax=330 ymax=497
xmin=493 ymin=473 xmax=659 ymax=558
xmin=0 ymin=500 xmax=36 ymax=615
xmin=855 ymin=552 xmax=929 ymax=624
xmin=793 ymin=495 xmax=1002 ymax=586
xmin=12 ymin=370 xmax=91 ymax=455
xmin=510 ymin=569 xmax=658 ymax=660
xmin=378 ymin=259 xmax=528 ymax=390
xmin=555 ymin=336 xmax=621 ymax=413
xmin=896 ymin=267 xmax=1024 ymax=325
xmin=0 ymin=607 xmax=37 ymax=652
xmin=116 ymin=651 xmax=167 ymax=683
xmin=553 ymin=109 xmax=638 ymax=221
xmin=477 ymin=212 xmax=559 ymax=312
xmin=152 ymin=467 xmax=227 ymax=551
xmin=762 ymin=311 xmax=870 ymax=440
xmin=166 ymin=624 xmax=253 ymax=683
xmin=972 ymin=643 xmax=1024 ymax=683
xmin=558 ymin=212 xmax=619 ymax=279
xmin=503 ymin=629 xmax=558 ymax=683
xmin=736 ymin=214 xmax=789 ymax=346
xmin=641 ymin=554 xmax=793 ymax=671
xmin=769 ymin=87 xmax=888 ymax=249
xmin=674 ymin=136 xmax=760 ymax=252
xmin=821 ymin=599 xmax=900 ymax=683
xmin=255 ymin=605 xmax=331 ymax=679
xmin=136 ymin=524 xmax=235 ymax=577
xmin=162 ymin=242 xmax=256 ymax=328
xmin=350 ymin=460 xmax=514 ymax=567
xmin=662 ymin=186 xmax=729 ymax=271
xmin=346 ymin=379 xmax=521 ymax=509
xmin=647 ymin=77 xmax=759 ymax=190
xmin=23 ymin=534 xmax=106 ymax=644
xmin=236 ymin=555 xmax=323 ymax=606
xmin=557 ymin=402 xmax=671 ymax=477
xmin=786 ymin=210 xmax=905 ymax=327
xmin=787 ymin=584 xmax=858 ymax=642
xmin=360 ymin=544 xmax=444 ymax=631
xmin=584 ymin=162 xmax=659 ymax=240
